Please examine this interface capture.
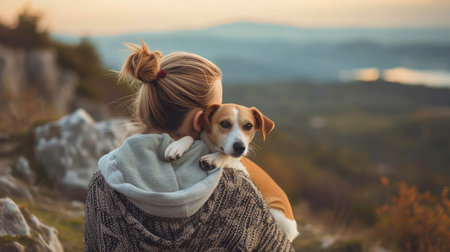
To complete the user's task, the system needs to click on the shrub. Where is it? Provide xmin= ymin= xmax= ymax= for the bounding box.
xmin=376 ymin=183 xmax=450 ymax=252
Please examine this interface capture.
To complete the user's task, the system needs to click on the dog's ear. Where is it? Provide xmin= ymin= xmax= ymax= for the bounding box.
xmin=251 ymin=107 xmax=274 ymax=141
xmin=199 ymin=104 xmax=220 ymax=132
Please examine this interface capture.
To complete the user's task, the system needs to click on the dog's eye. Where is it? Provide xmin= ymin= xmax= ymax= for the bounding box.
xmin=243 ymin=123 xmax=253 ymax=131
xmin=220 ymin=121 xmax=231 ymax=129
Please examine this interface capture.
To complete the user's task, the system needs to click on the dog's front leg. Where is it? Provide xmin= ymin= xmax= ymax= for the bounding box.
xmin=164 ymin=136 xmax=194 ymax=161
xmin=199 ymin=152 xmax=230 ymax=170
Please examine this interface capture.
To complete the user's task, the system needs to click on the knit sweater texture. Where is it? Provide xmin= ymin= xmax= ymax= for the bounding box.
xmin=84 ymin=168 xmax=294 ymax=251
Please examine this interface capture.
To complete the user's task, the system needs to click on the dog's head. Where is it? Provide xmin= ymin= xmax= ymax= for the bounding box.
xmin=199 ymin=103 xmax=274 ymax=157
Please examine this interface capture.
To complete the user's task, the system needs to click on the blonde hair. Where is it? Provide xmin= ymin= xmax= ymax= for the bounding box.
xmin=119 ymin=41 xmax=222 ymax=134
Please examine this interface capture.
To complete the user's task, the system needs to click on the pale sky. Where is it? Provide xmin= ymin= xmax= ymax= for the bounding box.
xmin=1 ymin=0 xmax=450 ymax=35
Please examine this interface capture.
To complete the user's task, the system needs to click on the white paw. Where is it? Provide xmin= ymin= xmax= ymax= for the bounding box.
xmin=164 ymin=136 xmax=194 ymax=161
xmin=199 ymin=153 xmax=228 ymax=170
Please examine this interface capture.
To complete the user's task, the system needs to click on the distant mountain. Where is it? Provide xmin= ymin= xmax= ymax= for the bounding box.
xmin=52 ymin=22 xmax=450 ymax=85
xmin=201 ymin=22 xmax=450 ymax=45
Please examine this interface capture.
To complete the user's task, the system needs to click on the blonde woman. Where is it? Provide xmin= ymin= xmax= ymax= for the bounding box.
xmin=84 ymin=41 xmax=293 ymax=251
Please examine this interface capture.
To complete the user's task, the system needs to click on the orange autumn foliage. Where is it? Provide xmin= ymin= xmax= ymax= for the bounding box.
xmin=380 ymin=176 xmax=389 ymax=186
xmin=376 ymin=183 xmax=450 ymax=252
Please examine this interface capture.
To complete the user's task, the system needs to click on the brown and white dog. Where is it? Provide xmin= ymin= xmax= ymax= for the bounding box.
xmin=164 ymin=103 xmax=299 ymax=241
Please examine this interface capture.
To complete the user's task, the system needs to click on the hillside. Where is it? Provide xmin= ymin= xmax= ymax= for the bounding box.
xmin=224 ymin=81 xmax=450 ymax=228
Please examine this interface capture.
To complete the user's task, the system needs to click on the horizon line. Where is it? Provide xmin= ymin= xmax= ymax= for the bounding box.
xmin=48 ymin=20 xmax=450 ymax=37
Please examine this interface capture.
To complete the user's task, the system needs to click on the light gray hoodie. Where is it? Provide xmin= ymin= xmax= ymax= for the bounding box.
xmin=99 ymin=133 xmax=223 ymax=218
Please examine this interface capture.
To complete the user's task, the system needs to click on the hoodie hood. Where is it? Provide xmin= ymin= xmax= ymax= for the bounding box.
xmin=99 ymin=133 xmax=223 ymax=218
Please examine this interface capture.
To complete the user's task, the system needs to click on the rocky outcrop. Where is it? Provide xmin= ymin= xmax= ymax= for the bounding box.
xmin=0 ymin=173 xmax=33 ymax=202
xmin=0 ymin=44 xmax=77 ymax=115
xmin=0 ymin=46 xmax=27 ymax=96
xmin=12 ymin=156 xmax=36 ymax=185
xmin=0 ymin=197 xmax=63 ymax=252
xmin=34 ymin=109 xmax=128 ymax=199
xmin=27 ymin=214 xmax=64 ymax=252
xmin=0 ymin=198 xmax=30 ymax=237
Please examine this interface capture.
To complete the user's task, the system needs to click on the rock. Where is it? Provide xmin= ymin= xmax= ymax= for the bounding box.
xmin=27 ymin=49 xmax=59 ymax=101
xmin=0 ymin=45 xmax=78 ymax=115
xmin=0 ymin=197 xmax=30 ymax=237
xmin=55 ymin=70 xmax=77 ymax=115
xmin=12 ymin=156 xmax=35 ymax=184
xmin=0 ymin=45 xmax=27 ymax=97
xmin=68 ymin=201 xmax=85 ymax=218
xmin=70 ymin=200 xmax=84 ymax=210
xmin=35 ymin=108 xmax=128 ymax=199
xmin=0 ymin=174 xmax=33 ymax=201
xmin=13 ymin=157 xmax=30 ymax=176
xmin=0 ymin=135 xmax=19 ymax=170
xmin=28 ymin=215 xmax=64 ymax=252
xmin=0 ymin=197 xmax=63 ymax=252
xmin=2 ymin=241 xmax=25 ymax=252
xmin=321 ymin=235 xmax=336 ymax=249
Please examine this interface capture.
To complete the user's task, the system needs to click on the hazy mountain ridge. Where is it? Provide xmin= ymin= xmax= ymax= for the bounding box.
xmin=55 ymin=22 xmax=450 ymax=45
xmin=52 ymin=22 xmax=450 ymax=84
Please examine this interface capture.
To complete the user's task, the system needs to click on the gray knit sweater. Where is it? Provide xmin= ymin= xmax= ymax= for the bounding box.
xmin=84 ymin=168 xmax=294 ymax=251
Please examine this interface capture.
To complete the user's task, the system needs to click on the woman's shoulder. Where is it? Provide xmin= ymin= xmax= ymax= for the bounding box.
xmin=87 ymin=170 xmax=107 ymax=191
xmin=220 ymin=167 xmax=258 ymax=190
xmin=86 ymin=170 xmax=118 ymax=208
xmin=211 ymin=168 xmax=268 ymax=209
xmin=219 ymin=168 xmax=259 ymax=192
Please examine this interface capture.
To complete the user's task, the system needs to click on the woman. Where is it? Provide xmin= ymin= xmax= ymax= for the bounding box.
xmin=84 ymin=41 xmax=294 ymax=251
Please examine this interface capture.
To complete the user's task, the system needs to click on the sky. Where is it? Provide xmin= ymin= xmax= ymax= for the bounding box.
xmin=1 ymin=0 xmax=450 ymax=35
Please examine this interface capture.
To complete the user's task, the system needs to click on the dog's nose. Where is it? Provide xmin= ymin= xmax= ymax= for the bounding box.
xmin=232 ymin=142 xmax=246 ymax=156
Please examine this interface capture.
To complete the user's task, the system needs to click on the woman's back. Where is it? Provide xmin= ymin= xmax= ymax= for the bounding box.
xmin=85 ymin=168 xmax=292 ymax=251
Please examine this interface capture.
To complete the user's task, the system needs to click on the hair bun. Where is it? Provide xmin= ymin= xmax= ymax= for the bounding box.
xmin=120 ymin=40 xmax=162 ymax=83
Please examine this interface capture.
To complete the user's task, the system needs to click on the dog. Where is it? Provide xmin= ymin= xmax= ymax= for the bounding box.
xmin=164 ymin=103 xmax=299 ymax=241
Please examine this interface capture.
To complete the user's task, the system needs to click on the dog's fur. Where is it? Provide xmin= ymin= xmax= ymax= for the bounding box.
xmin=164 ymin=103 xmax=299 ymax=241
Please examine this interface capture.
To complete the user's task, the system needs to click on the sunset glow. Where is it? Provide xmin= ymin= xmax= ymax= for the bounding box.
xmin=1 ymin=0 xmax=450 ymax=35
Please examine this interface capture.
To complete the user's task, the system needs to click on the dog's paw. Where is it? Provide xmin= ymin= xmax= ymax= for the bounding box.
xmin=199 ymin=158 xmax=216 ymax=170
xmin=164 ymin=136 xmax=194 ymax=161
xmin=199 ymin=153 xmax=228 ymax=170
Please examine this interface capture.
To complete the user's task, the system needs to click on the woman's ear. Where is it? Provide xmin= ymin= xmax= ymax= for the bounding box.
xmin=193 ymin=110 xmax=204 ymax=132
